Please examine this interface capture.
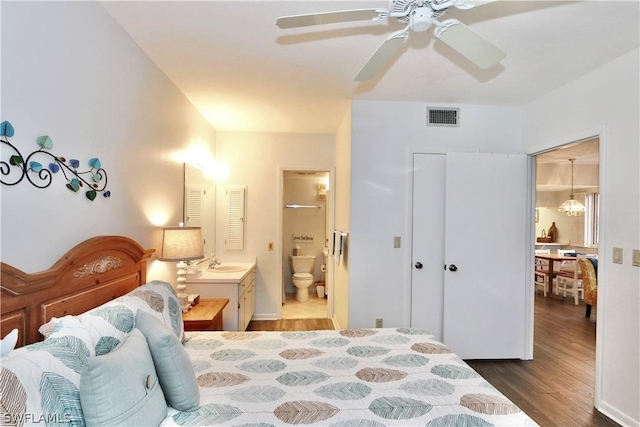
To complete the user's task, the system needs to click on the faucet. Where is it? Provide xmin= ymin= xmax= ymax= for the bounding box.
xmin=208 ymin=258 xmax=222 ymax=269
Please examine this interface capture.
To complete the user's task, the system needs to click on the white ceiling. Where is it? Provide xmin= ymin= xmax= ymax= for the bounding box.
xmin=536 ymin=137 xmax=599 ymax=164
xmin=536 ymin=137 xmax=600 ymax=191
xmin=100 ymin=1 xmax=639 ymax=134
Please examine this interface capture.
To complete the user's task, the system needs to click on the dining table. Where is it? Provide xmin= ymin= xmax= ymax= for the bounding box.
xmin=534 ymin=253 xmax=579 ymax=297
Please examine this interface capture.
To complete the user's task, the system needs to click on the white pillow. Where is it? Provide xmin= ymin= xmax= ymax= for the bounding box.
xmin=1 ymin=329 xmax=18 ymax=356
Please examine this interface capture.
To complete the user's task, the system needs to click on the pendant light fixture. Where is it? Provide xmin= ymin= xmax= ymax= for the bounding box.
xmin=558 ymin=158 xmax=585 ymax=216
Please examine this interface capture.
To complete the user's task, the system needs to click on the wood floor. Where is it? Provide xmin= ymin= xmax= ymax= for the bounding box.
xmin=247 ymin=295 xmax=618 ymax=426
xmin=467 ymin=294 xmax=618 ymax=427
xmin=247 ymin=318 xmax=334 ymax=331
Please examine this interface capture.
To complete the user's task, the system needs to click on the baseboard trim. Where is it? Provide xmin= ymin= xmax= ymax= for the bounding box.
xmin=598 ymin=400 xmax=638 ymax=427
xmin=251 ymin=312 xmax=278 ymax=321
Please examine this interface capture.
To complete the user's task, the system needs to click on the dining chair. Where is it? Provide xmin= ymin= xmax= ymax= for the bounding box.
xmin=557 ymin=249 xmax=576 ymax=268
xmin=578 ymin=257 xmax=598 ymax=318
xmin=534 ymin=249 xmax=551 ymax=296
xmin=555 ymin=253 xmax=584 ymax=305
xmin=556 ymin=249 xmax=577 ymax=290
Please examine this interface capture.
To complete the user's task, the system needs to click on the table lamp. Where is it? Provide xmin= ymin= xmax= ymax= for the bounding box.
xmin=159 ymin=226 xmax=204 ymax=312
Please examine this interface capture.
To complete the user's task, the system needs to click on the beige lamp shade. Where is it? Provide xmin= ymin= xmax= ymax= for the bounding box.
xmin=159 ymin=226 xmax=204 ymax=261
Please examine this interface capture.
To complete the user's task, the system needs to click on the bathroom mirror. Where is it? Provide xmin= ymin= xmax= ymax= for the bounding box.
xmin=184 ymin=163 xmax=216 ymax=258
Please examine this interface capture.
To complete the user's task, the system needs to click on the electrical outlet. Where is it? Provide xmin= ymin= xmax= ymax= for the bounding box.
xmin=268 ymin=242 xmax=274 ymax=251
xmin=633 ymin=249 xmax=640 ymax=267
xmin=375 ymin=318 xmax=383 ymax=328
xmin=613 ymin=247 xmax=623 ymax=264
xmin=393 ymin=236 xmax=401 ymax=248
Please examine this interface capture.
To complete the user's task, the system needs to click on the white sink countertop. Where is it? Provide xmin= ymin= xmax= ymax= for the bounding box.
xmin=186 ymin=262 xmax=255 ymax=284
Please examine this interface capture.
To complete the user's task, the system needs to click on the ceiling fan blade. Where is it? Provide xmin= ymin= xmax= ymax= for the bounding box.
xmin=354 ymin=30 xmax=409 ymax=82
xmin=453 ymin=0 xmax=499 ymax=10
xmin=434 ymin=19 xmax=505 ymax=69
xmin=276 ymin=9 xmax=389 ymax=29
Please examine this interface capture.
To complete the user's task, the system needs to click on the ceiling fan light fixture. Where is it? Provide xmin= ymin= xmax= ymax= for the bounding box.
xmin=410 ymin=6 xmax=433 ymax=32
xmin=558 ymin=158 xmax=585 ymax=217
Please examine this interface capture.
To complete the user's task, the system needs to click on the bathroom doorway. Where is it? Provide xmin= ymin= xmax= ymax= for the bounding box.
xmin=281 ymin=170 xmax=331 ymax=320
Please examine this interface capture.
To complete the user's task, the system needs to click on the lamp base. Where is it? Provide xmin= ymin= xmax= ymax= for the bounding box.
xmin=176 ymin=261 xmax=192 ymax=312
xmin=177 ymin=293 xmax=191 ymax=313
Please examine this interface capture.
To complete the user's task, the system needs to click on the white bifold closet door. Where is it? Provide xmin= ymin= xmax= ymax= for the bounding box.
xmin=411 ymin=152 xmax=528 ymax=360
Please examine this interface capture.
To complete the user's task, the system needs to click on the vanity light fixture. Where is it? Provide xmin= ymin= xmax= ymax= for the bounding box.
xmin=159 ymin=225 xmax=204 ymax=312
xmin=558 ymin=158 xmax=585 ymax=217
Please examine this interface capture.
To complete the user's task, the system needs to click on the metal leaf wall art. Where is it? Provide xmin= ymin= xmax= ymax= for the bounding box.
xmin=0 ymin=120 xmax=110 ymax=201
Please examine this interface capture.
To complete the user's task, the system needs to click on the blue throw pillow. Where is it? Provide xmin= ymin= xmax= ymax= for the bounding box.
xmin=135 ymin=310 xmax=200 ymax=411
xmin=79 ymin=329 xmax=167 ymax=426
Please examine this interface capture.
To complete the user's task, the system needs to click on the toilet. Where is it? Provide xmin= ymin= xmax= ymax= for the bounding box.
xmin=289 ymin=255 xmax=316 ymax=302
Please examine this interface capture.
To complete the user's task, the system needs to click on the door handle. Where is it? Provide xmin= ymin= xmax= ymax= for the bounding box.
xmin=448 ymin=264 xmax=458 ymax=272
xmin=415 ymin=262 xmax=423 ymax=269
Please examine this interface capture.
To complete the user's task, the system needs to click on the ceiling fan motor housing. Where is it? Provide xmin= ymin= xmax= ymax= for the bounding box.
xmin=411 ymin=6 xmax=434 ymax=31
xmin=391 ymin=0 xmax=448 ymax=27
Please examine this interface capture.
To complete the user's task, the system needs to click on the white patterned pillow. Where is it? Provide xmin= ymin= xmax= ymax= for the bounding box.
xmin=39 ymin=281 xmax=183 ymax=348
xmin=78 ymin=304 xmax=136 ymax=356
xmin=39 ymin=316 xmax=95 ymax=359
xmin=0 ymin=326 xmax=93 ymax=426
xmin=117 ymin=280 xmax=184 ymax=342
xmin=0 ymin=282 xmax=181 ymax=426
xmin=38 ymin=319 xmax=59 ymax=339
xmin=75 ymin=280 xmax=183 ymax=355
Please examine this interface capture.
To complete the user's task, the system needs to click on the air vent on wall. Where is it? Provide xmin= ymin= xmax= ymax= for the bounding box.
xmin=427 ymin=107 xmax=459 ymax=127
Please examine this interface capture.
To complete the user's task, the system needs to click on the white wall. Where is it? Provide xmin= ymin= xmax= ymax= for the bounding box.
xmin=214 ymin=131 xmax=334 ymax=319
xmin=0 ymin=2 xmax=216 ymax=286
xmin=536 ymin=191 xmax=582 ymax=246
xmin=522 ymin=49 xmax=640 ymax=426
xmin=349 ymin=100 xmax=521 ymax=328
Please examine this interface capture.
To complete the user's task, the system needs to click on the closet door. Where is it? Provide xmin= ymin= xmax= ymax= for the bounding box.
xmin=411 ymin=152 xmax=528 ymax=359
xmin=443 ymin=152 xmax=527 ymax=359
xmin=411 ymin=154 xmax=446 ymax=342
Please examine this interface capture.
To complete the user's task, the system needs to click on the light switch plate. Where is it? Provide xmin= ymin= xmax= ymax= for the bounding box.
xmin=613 ymin=247 xmax=623 ymax=264
xmin=393 ymin=236 xmax=401 ymax=248
xmin=633 ymin=249 xmax=640 ymax=267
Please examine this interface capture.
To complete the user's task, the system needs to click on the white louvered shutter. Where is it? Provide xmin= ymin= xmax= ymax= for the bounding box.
xmin=185 ymin=187 xmax=204 ymax=227
xmin=226 ymin=186 xmax=246 ymax=251
xmin=185 ymin=186 xmax=207 ymax=248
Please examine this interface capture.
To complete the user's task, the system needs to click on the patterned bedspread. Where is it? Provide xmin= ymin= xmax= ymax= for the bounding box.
xmin=161 ymin=328 xmax=537 ymax=426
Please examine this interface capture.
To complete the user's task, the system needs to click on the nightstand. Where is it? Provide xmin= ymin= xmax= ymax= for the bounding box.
xmin=183 ymin=299 xmax=229 ymax=331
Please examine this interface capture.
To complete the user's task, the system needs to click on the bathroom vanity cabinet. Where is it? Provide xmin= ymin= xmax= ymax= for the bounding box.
xmin=185 ymin=263 xmax=256 ymax=331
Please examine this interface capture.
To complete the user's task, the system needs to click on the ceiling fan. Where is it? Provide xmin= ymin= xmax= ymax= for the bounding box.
xmin=276 ymin=0 xmax=505 ymax=81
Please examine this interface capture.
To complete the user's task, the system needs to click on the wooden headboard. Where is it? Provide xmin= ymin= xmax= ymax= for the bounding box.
xmin=1 ymin=235 xmax=155 ymax=348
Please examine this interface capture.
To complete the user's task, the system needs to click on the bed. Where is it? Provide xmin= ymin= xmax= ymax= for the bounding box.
xmin=1 ymin=236 xmax=536 ymax=426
